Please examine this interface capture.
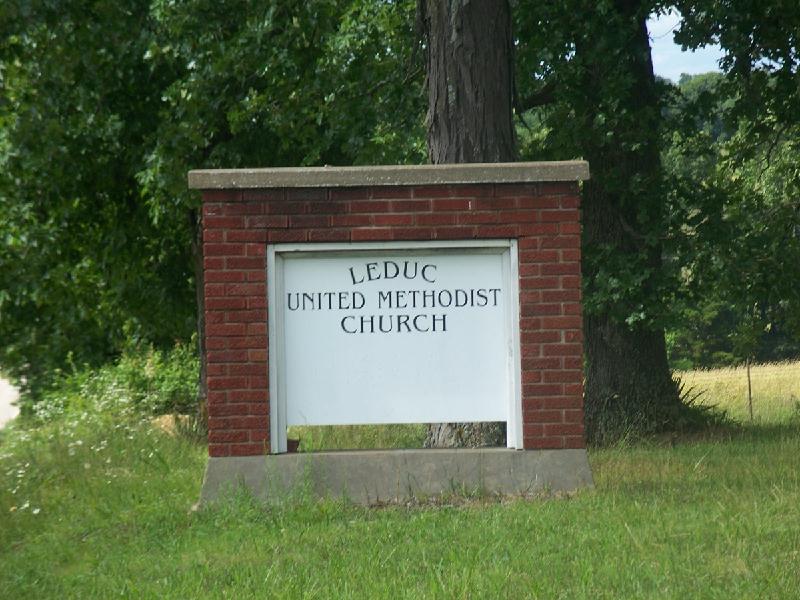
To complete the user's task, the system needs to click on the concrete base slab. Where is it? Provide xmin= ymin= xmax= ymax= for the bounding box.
xmin=199 ymin=449 xmax=593 ymax=506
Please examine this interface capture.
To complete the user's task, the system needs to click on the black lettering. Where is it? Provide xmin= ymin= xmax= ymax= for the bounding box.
xmin=353 ymin=292 xmax=366 ymax=309
xmin=395 ymin=290 xmax=408 ymax=309
xmin=378 ymin=315 xmax=393 ymax=333
xmin=403 ymin=261 xmax=418 ymax=279
xmin=455 ymin=289 xmax=468 ymax=307
xmin=490 ymin=288 xmax=502 ymax=306
xmin=384 ymin=261 xmax=400 ymax=279
xmin=413 ymin=314 xmax=429 ymax=332
xmin=409 ymin=290 xmax=421 ymax=308
xmin=349 ymin=267 xmax=364 ymax=285
xmin=421 ymin=264 xmax=437 ymax=283
xmin=341 ymin=316 xmax=357 ymax=333
xmin=378 ymin=290 xmax=392 ymax=309
xmin=360 ymin=315 xmax=375 ymax=333
xmin=302 ymin=292 xmax=315 ymax=310
xmin=432 ymin=314 xmax=447 ymax=332
xmin=338 ymin=291 xmax=350 ymax=310
xmin=397 ymin=314 xmax=411 ymax=332
xmin=476 ymin=289 xmax=488 ymax=307
xmin=438 ymin=290 xmax=453 ymax=307
xmin=323 ymin=291 xmax=335 ymax=309
xmin=366 ymin=262 xmax=380 ymax=281
xmin=423 ymin=290 xmax=435 ymax=308
xmin=287 ymin=293 xmax=299 ymax=311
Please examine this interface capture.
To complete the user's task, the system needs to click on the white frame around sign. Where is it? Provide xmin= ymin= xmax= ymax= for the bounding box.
xmin=267 ymin=240 xmax=522 ymax=453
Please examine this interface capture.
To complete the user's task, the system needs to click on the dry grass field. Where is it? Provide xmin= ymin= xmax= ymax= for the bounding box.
xmin=676 ymin=360 xmax=800 ymax=424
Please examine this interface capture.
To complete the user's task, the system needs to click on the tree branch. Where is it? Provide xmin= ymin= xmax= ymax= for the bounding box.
xmin=516 ymin=81 xmax=557 ymax=112
xmin=757 ymin=121 xmax=791 ymax=179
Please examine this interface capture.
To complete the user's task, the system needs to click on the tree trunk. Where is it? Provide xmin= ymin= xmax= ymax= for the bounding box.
xmin=418 ymin=0 xmax=515 ymax=447
xmin=419 ymin=0 xmax=516 ymax=164
xmin=576 ymin=2 xmax=682 ymax=443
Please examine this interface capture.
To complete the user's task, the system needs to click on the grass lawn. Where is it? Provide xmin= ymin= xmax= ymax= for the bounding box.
xmin=1 ymin=364 xmax=799 ymax=598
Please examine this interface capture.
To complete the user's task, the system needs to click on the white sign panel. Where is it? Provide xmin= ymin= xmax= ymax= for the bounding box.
xmin=268 ymin=241 xmax=521 ymax=451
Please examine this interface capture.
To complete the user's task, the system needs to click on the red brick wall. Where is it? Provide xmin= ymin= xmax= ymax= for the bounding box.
xmin=201 ymin=182 xmax=584 ymax=456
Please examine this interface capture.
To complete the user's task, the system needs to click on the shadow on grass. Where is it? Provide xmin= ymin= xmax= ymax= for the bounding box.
xmin=589 ymin=418 xmax=800 ymax=501
xmin=638 ymin=420 xmax=800 ymax=449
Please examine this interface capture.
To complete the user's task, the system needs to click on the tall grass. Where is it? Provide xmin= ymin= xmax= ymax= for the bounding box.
xmin=677 ymin=360 xmax=800 ymax=424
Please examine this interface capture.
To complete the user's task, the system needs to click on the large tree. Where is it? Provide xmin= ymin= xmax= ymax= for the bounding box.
xmin=420 ymin=0 xmax=688 ymax=444
xmin=513 ymin=1 xmax=712 ymax=442
xmin=560 ymin=1 xmax=684 ymax=441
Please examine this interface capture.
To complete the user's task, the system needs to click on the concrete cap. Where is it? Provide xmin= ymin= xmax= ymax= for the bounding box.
xmin=188 ymin=161 xmax=590 ymax=190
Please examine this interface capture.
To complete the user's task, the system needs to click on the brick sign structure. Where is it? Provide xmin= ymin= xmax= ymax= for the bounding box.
xmin=189 ymin=162 xmax=593 ymax=504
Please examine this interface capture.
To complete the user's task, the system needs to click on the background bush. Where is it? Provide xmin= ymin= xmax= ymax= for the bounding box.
xmin=32 ymin=342 xmax=198 ymax=423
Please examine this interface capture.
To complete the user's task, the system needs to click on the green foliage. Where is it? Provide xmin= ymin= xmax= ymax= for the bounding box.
xmin=0 ymin=0 xmax=424 ymax=401
xmin=0 ymin=0 xmax=196 ymax=398
xmin=510 ymin=3 xmax=799 ymax=444
xmin=514 ymin=5 xmax=800 ymax=370
xmin=663 ymin=73 xmax=800 ymax=368
xmin=515 ymin=1 xmax=679 ymax=329
xmin=31 ymin=342 xmax=199 ymax=422
xmin=675 ymin=0 xmax=800 ymax=136
xmin=514 ymin=1 xmax=693 ymax=442
xmin=139 ymin=0 xmax=424 ymax=217
xmin=662 ymin=3 xmax=800 ymax=367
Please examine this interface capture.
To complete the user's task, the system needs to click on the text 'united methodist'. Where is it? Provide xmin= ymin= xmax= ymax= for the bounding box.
xmin=285 ymin=260 xmax=502 ymax=334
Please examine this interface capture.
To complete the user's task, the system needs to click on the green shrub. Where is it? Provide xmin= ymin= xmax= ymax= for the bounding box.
xmin=32 ymin=342 xmax=199 ymax=423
